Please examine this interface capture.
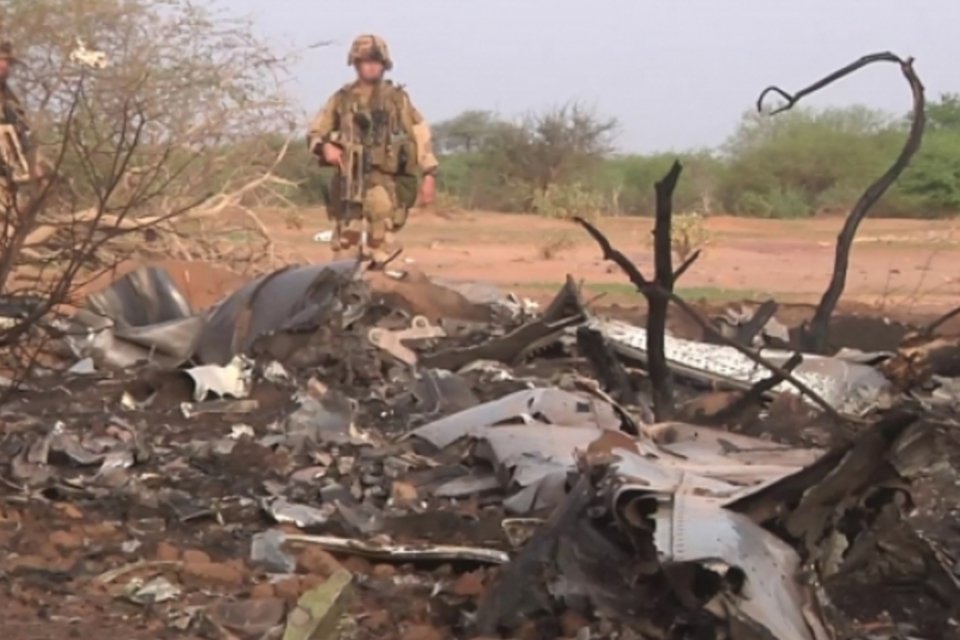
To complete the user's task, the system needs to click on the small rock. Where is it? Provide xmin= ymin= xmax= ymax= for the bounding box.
xmin=7 ymin=555 xmax=47 ymax=571
xmin=210 ymin=598 xmax=286 ymax=637
xmin=298 ymin=546 xmax=342 ymax=577
xmin=299 ymin=574 xmax=327 ymax=591
xmin=372 ymin=564 xmax=397 ymax=580
xmin=363 ymin=609 xmax=392 ymax=631
xmin=82 ymin=522 xmax=119 ymax=539
xmin=337 ymin=456 xmax=356 ymax=476
xmin=250 ymin=582 xmax=276 ymax=600
xmin=274 ymin=576 xmax=302 ymax=602
xmin=55 ymin=503 xmax=84 ymax=520
xmin=182 ymin=549 xmax=212 ymax=565
xmin=401 ymin=624 xmax=445 ymax=640
xmin=341 ymin=556 xmax=372 ymax=575
xmin=390 ymin=481 xmax=419 ymax=506
xmin=452 ymin=570 xmax=485 ymax=597
xmin=181 ymin=561 xmax=245 ymax=587
xmin=155 ymin=542 xmax=181 ymax=562
xmin=49 ymin=530 xmax=83 ymax=550
xmin=561 ymin=611 xmax=590 ymax=637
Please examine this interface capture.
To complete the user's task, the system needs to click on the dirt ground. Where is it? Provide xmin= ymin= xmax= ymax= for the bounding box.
xmin=257 ymin=209 xmax=960 ymax=316
xmin=4 ymin=210 xmax=960 ymax=639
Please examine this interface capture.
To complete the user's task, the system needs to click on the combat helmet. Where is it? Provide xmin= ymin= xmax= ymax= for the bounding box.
xmin=347 ymin=35 xmax=392 ymax=71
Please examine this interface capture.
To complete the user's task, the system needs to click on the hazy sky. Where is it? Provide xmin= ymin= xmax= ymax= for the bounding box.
xmin=219 ymin=0 xmax=959 ymax=152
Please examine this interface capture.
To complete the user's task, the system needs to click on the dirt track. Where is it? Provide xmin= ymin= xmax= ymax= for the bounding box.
xmin=245 ymin=210 xmax=960 ymax=315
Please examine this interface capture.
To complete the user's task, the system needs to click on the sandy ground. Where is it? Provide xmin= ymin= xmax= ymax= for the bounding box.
xmin=253 ymin=209 xmax=960 ymax=315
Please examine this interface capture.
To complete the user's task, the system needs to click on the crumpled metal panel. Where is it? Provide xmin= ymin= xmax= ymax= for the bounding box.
xmin=415 ymin=386 xmax=823 ymax=515
xmin=75 ymin=262 xmax=360 ymax=369
xmin=80 ymin=316 xmax=207 ymax=369
xmin=75 ymin=267 xmax=204 ymax=369
xmin=86 ymin=266 xmax=193 ymax=328
xmin=594 ymin=318 xmax=889 ymax=415
xmin=412 ymin=388 xmax=621 ymax=450
xmin=195 ymin=261 xmax=360 ymax=365
xmin=642 ymin=491 xmax=830 ymax=640
xmin=646 ymin=422 xmax=824 ymax=474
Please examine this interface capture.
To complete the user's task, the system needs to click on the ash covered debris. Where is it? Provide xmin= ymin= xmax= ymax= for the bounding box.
xmin=0 ymin=259 xmax=958 ymax=639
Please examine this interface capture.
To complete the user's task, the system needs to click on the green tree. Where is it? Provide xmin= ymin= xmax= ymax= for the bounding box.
xmin=927 ymin=93 xmax=960 ymax=131
xmin=433 ymin=110 xmax=502 ymax=154
xmin=719 ymin=107 xmax=902 ymax=216
xmin=899 ymin=94 xmax=960 ymax=213
xmin=481 ymin=103 xmax=617 ymax=206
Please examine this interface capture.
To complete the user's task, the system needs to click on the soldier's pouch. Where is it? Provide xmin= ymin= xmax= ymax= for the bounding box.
xmin=392 ymin=175 xmax=418 ymax=230
xmin=368 ymin=146 xmax=400 ymax=174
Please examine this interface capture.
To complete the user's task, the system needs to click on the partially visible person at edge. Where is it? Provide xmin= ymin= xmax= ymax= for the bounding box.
xmin=308 ymin=34 xmax=438 ymax=263
xmin=0 ymin=41 xmax=34 ymax=212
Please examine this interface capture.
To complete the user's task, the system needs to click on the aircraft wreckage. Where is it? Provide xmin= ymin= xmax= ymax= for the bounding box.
xmin=1 ymin=258 xmax=957 ymax=639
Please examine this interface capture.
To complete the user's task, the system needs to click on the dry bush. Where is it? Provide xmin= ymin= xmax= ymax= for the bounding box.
xmin=0 ymin=0 xmax=299 ymax=389
xmin=532 ymin=182 xmax=605 ymax=221
xmin=539 ymin=231 xmax=578 ymax=260
xmin=3 ymin=0 xmax=298 ymax=263
xmin=671 ymin=212 xmax=711 ymax=262
xmin=432 ymin=191 xmax=465 ymax=218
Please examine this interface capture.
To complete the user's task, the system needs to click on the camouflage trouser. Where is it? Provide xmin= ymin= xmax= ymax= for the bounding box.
xmin=327 ymin=173 xmax=417 ymax=254
xmin=0 ymin=179 xmax=14 ymax=243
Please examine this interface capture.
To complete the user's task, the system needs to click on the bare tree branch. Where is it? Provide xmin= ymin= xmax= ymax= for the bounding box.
xmin=574 ymin=217 xmax=846 ymax=422
xmin=574 ymin=162 xmax=683 ymax=421
xmin=758 ymin=52 xmax=926 ymax=353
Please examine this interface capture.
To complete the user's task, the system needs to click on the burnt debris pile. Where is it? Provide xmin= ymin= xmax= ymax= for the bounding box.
xmin=1 ymin=253 xmax=958 ymax=640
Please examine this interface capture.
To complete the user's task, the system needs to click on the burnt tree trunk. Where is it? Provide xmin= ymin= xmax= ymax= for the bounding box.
xmin=757 ymin=53 xmax=926 ymax=353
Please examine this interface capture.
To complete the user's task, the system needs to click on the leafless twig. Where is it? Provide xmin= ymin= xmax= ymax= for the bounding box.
xmin=574 ymin=217 xmax=845 ymax=422
xmin=759 ymin=52 xmax=926 ymax=353
xmin=575 ymin=162 xmax=684 ymax=420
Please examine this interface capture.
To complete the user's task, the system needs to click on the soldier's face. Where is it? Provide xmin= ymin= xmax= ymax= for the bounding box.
xmin=356 ymin=60 xmax=385 ymax=83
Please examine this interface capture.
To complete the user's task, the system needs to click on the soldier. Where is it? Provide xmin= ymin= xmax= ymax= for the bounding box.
xmin=308 ymin=35 xmax=438 ymax=262
xmin=0 ymin=41 xmax=32 ymax=213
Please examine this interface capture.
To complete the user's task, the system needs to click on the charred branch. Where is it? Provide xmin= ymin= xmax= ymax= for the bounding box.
xmin=575 ymin=218 xmax=846 ymax=422
xmin=576 ymin=325 xmax=641 ymax=414
xmin=575 ymin=162 xmax=683 ymax=421
xmin=648 ymin=161 xmax=683 ymax=419
xmin=923 ymin=304 xmax=960 ymax=339
xmin=711 ymin=352 xmax=803 ymax=424
xmin=758 ymin=53 xmax=926 ymax=353
xmin=736 ymin=299 xmax=779 ymax=346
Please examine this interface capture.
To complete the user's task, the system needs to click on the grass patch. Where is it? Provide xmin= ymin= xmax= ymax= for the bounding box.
xmin=514 ymin=281 xmax=772 ymax=302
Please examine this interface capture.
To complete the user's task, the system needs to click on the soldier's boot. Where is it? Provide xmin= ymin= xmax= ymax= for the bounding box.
xmin=363 ymin=187 xmax=402 ymax=269
xmin=334 ymin=221 xmax=364 ymax=260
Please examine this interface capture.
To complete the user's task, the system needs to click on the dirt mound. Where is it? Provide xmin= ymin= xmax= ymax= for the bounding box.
xmin=77 ymin=259 xmax=248 ymax=310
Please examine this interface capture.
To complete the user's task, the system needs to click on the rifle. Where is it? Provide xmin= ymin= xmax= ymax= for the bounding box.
xmin=0 ymin=124 xmax=29 ymax=184
xmin=338 ymin=140 xmax=366 ymax=207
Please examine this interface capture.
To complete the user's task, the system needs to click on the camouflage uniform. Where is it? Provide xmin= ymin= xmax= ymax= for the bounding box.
xmin=308 ymin=35 xmax=438 ymax=255
xmin=0 ymin=42 xmax=31 ymax=215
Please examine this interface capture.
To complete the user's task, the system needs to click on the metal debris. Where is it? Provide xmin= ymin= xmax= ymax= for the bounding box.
xmin=184 ymin=356 xmax=253 ymax=402
xmin=412 ymin=387 xmax=622 ymax=450
xmin=368 ymin=315 xmax=446 ymax=366
xmin=285 ymin=532 xmax=511 ymax=565
xmin=251 ymin=529 xmax=297 ymax=573
xmin=2 ymin=262 xmax=954 ymax=639
xmin=263 ymin=497 xmax=334 ymax=529
xmin=124 ymin=576 xmax=181 ymax=605
xmin=595 ymin=317 xmax=891 ymax=415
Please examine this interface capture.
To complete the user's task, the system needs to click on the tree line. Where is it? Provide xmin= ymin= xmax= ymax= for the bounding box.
xmin=9 ymin=0 xmax=958 ymax=221
xmin=405 ymin=98 xmax=960 ymax=219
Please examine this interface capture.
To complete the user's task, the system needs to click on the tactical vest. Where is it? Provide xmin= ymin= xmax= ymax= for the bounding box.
xmin=332 ymin=81 xmax=418 ymax=176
